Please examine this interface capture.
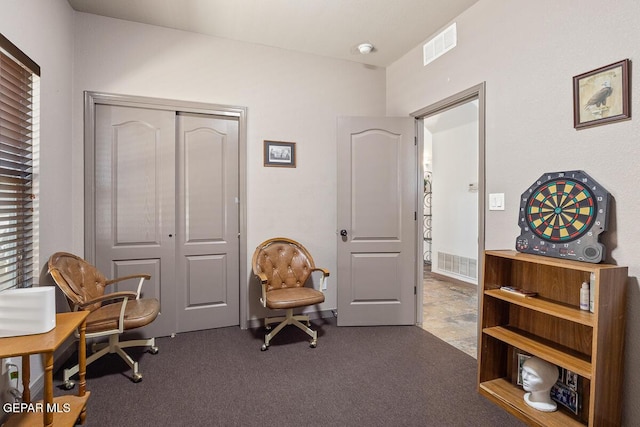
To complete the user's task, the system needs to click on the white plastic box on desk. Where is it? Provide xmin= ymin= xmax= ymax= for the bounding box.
xmin=0 ymin=287 xmax=56 ymax=338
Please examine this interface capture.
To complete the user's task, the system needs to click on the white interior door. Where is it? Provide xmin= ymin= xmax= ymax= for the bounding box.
xmin=336 ymin=117 xmax=417 ymax=326
xmin=95 ymin=104 xmax=176 ymax=338
xmin=175 ymin=113 xmax=239 ymax=332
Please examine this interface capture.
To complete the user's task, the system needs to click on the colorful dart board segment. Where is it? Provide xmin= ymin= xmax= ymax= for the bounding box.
xmin=515 ymin=170 xmax=610 ymax=263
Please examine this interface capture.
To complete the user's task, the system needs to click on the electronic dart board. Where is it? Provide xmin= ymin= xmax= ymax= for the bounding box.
xmin=515 ymin=170 xmax=610 ymax=263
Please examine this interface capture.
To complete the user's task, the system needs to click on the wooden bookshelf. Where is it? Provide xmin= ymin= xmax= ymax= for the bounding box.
xmin=478 ymin=250 xmax=627 ymax=426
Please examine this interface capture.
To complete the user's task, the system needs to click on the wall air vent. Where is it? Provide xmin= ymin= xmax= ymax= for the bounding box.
xmin=437 ymin=251 xmax=477 ymax=281
xmin=423 ymin=22 xmax=457 ymax=66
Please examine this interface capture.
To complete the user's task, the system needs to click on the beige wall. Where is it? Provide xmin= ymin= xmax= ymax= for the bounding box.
xmin=71 ymin=13 xmax=387 ymax=318
xmin=387 ymin=0 xmax=640 ymax=422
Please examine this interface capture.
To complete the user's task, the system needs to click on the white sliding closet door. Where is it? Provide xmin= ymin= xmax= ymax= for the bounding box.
xmin=94 ymin=105 xmax=239 ymax=337
xmin=175 ymin=112 xmax=239 ymax=332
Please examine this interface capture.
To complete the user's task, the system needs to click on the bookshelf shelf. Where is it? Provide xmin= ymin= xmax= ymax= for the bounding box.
xmin=479 ymin=378 xmax=583 ymax=427
xmin=484 ymin=289 xmax=594 ymax=326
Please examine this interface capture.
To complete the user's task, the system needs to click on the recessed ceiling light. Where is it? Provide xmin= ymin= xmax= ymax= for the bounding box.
xmin=357 ymin=43 xmax=374 ymax=54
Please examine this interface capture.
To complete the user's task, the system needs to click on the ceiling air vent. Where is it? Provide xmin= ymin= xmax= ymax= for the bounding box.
xmin=423 ymin=23 xmax=457 ymax=66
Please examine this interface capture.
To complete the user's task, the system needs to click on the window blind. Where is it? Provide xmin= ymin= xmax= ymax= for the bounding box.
xmin=0 ymin=34 xmax=40 ymax=291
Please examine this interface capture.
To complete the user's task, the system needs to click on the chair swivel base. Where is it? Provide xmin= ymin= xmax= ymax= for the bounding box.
xmin=261 ymin=308 xmax=318 ymax=351
xmin=62 ymin=334 xmax=158 ymax=389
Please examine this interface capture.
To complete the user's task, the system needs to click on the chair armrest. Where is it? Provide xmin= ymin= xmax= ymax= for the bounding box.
xmin=105 ymin=274 xmax=151 ymax=286
xmin=105 ymin=274 xmax=151 ymax=299
xmin=311 ymin=267 xmax=330 ymax=277
xmin=311 ymin=267 xmax=330 ymax=291
xmin=78 ymin=291 xmax=138 ymax=334
xmin=76 ymin=291 xmax=138 ymax=309
xmin=255 ymin=272 xmax=268 ymax=284
xmin=254 ymin=272 xmax=269 ymax=307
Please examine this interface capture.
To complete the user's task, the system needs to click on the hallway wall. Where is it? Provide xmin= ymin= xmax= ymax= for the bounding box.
xmin=425 ymin=101 xmax=479 ymax=284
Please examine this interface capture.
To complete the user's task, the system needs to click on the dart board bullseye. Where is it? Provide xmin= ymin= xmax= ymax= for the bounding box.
xmin=516 ymin=170 xmax=610 ymax=263
xmin=527 ymin=179 xmax=594 ymax=242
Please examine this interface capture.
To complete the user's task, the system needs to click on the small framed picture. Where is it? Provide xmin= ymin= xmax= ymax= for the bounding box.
xmin=516 ymin=352 xmax=532 ymax=386
xmin=264 ymin=140 xmax=296 ymax=168
xmin=565 ymin=369 xmax=578 ymax=391
xmin=551 ymin=382 xmax=579 ymax=415
xmin=573 ymin=59 xmax=630 ymax=129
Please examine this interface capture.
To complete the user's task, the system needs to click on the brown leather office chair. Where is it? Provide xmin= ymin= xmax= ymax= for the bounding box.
xmin=48 ymin=252 xmax=160 ymax=387
xmin=252 ymin=237 xmax=330 ymax=351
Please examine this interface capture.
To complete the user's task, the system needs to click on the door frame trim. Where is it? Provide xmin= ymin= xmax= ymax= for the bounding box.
xmin=83 ymin=91 xmax=249 ymax=329
xmin=410 ymin=82 xmax=486 ymax=326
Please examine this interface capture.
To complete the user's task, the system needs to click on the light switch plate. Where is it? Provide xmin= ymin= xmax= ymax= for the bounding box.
xmin=489 ymin=193 xmax=505 ymax=211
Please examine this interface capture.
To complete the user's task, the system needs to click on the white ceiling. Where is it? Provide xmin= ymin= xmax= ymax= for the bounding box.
xmin=66 ymin=0 xmax=478 ymax=67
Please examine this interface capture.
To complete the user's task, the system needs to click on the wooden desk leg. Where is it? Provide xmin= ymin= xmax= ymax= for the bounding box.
xmin=21 ymin=354 xmax=31 ymax=404
xmin=43 ymin=351 xmax=54 ymax=427
xmin=78 ymin=320 xmax=87 ymax=424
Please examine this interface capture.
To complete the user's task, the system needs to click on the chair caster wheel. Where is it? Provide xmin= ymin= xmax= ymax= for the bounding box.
xmin=261 ymin=344 xmax=269 ymax=351
xmin=132 ymin=373 xmax=143 ymax=383
xmin=149 ymin=346 xmax=159 ymax=354
xmin=310 ymin=340 xmax=317 ymax=348
xmin=62 ymin=380 xmax=75 ymax=390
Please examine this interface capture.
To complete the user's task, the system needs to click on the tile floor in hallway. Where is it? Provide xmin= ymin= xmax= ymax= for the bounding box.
xmin=420 ymin=268 xmax=478 ymax=358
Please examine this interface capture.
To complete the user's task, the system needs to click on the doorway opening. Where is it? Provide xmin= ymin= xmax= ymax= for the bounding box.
xmin=412 ymin=83 xmax=486 ymax=358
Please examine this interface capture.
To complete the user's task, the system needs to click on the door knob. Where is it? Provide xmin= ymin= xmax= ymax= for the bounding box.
xmin=340 ymin=229 xmax=348 ymax=237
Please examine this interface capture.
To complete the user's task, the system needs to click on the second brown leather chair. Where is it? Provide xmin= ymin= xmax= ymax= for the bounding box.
xmin=252 ymin=237 xmax=329 ymax=351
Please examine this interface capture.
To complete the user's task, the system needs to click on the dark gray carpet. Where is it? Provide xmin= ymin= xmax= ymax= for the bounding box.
xmin=55 ymin=318 xmax=525 ymax=426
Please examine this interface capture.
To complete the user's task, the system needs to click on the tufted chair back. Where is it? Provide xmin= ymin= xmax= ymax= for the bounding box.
xmin=48 ymin=252 xmax=108 ymax=312
xmin=252 ymin=237 xmax=316 ymax=292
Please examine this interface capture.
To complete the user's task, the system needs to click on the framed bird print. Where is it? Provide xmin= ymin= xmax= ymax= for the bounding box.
xmin=573 ymin=59 xmax=630 ymax=129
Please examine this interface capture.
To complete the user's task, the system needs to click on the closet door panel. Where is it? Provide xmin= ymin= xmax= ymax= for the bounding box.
xmin=176 ymin=113 xmax=240 ymax=332
xmin=95 ymin=104 xmax=176 ymax=338
xmin=112 ymin=121 xmax=160 ymax=244
xmin=184 ymin=127 xmax=225 ymax=241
